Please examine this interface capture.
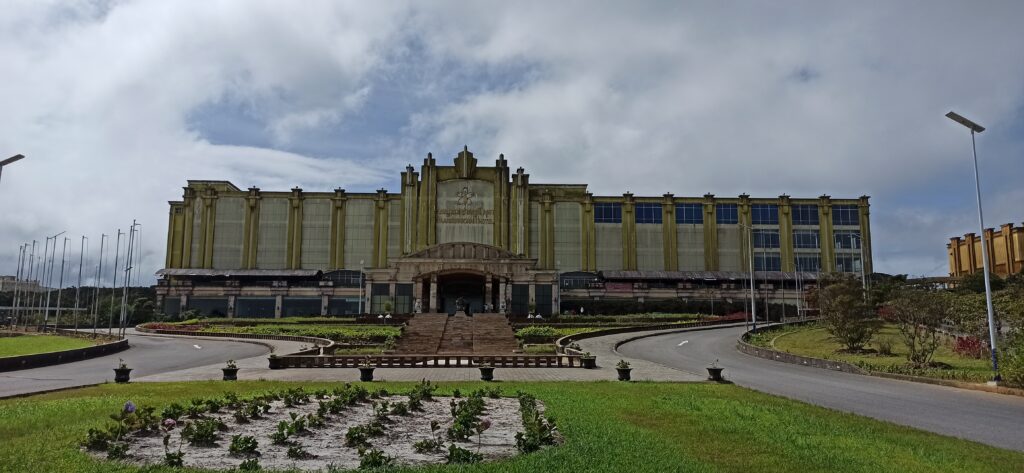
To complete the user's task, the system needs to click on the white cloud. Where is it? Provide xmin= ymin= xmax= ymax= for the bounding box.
xmin=1 ymin=1 xmax=1023 ymax=283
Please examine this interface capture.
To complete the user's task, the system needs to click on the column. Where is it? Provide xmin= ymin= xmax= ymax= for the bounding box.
xmin=227 ymin=295 xmax=236 ymax=319
xmin=551 ymin=282 xmax=558 ymax=316
xmin=321 ymin=295 xmax=329 ymax=316
xmin=365 ymin=280 xmax=373 ymax=313
xmin=179 ymin=294 xmax=189 ymax=312
xmin=429 ymin=275 xmax=438 ymax=313
xmin=498 ymin=279 xmax=507 ymax=314
xmin=274 ymin=295 xmax=283 ymax=319
xmin=484 ymin=279 xmax=493 ymax=311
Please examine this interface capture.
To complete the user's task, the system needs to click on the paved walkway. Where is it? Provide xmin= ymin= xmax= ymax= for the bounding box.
xmin=137 ymin=327 xmax=715 ymax=383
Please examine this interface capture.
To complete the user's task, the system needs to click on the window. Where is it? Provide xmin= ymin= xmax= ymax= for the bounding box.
xmin=716 ymin=204 xmax=738 ymax=224
xmin=675 ymin=203 xmax=703 ymax=224
xmin=795 ymin=254 xmax=821 ymax=272
xmin=834 ymin=230 xmax=862 ymax=250
xmin=594 ymin=203 xmax=622 ymax=223
xmin=753 ymin=229 xmax=780 ymax=249
xmin=832 ymin=204 xmax=859 ymax=226
xmin=754 ymin=252 xmax=782 ymax=271
xmin=792 ymin=204 xmax=819 ymax=225
xmin=793 ymin=230 xmax=820 ymax=249
xmin=836 ymin=254 xmax=863 ymax=273
xmin=635 ymin=203 xmax=662 ymax=224
xmin=751 ymin=204 xmax=779 ymax=225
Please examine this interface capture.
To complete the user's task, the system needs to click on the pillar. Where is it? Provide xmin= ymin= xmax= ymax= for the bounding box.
xmin=179 ymin=294 xmax=189 ymax=312
xmin=551 ymin=282 xmax=559 ymax=315
xmin=484 ymin=279 xmax=493 ymax=310
xmin=227 ymin=295 xmax=236 ymax=319
xmin=429 ymin=275 xmax=438 ymax=313
xmin=274 ymin=295 xmax=283 ymax=319
xmin=498 ymin=279 xmax=507 ymax=314
xmin=321 ymin=295 xmax=329 ymax=316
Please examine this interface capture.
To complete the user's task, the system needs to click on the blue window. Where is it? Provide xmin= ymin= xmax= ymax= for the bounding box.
xmin=675 ymin=203 xmax=703 ymax=224
xmin=836 ymin=254 xmax=863 ymax=273
xmin=754 ymin=253 xmax=782 ymax=271
xmin=716 ymin=204 xmax=738 ymax=224
xmin=635 ymin=203 xmax=662 ymax=224
xmin=832 ymin=204 xmax=859 ymax=226
xmin=793 ymin=230 xmax=820 ymax=249
xmin=795 ymin=255 xmax=821 ymax=272
xmin=753 ymin=229 xmax=780 ymax=249
xmin=751 ymin=204 xmax=779 ymax=225
xmin=834 ymin=230 xmax=861 ymax=249
xmin=792 ymin=204 xmax=819 ymax=225
xmin=594 ymin=203 xmax=622 ymax=223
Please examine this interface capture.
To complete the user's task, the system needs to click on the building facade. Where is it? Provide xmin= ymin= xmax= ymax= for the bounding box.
xmin=947 ymin=223 xmax=1024 ymax=278
xmin=157 ymin=147 xmax=872 ymax=317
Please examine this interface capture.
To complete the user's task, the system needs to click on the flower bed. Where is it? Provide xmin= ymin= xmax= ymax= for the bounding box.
xmin=82 ymin=382 xmax=557 ymax=471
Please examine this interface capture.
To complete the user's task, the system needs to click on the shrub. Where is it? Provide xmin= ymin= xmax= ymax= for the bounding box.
xmin=229 ymin=435 xmax=259 ymax=457
xmin=413 ymin=438 xmax=444 ymax=453
xmin=287 ymin=445 xmax=313 ymax=459
xmin=875 ymin=339 xmax=894 ymax=356
xmin=515 ymin=326 xmax=562 ymax=343
xmin=358 ymin=448 xmax=394 ymax=469
xmin=884 ymin=286 xmax=949 ymax=366
xmin=1002 ymin=331 xmax=1024 ymax=388
xmin=182 ymin=419 xmax=224 ymax=446
xmin=815 ymin=274 xmax=879 ymax=351
xmin=82 ymin=427 xmax=114 ymax=451
xmin=954 ymin=336 xmax=985 ymax=359
xmin=445 ymin=444 xmax=482 ymax=464
xmin=160 ymin=403 xmax=185 ymax=421
xmin=239 ymin=458 xmax=261 ymax=471
xmin=390 ymin=401 xmax=409 ymax=416
xmin=106 ymin=441 xmax=129 ymax=460
xmin=515 ymin=392 xmax=557 ymax=453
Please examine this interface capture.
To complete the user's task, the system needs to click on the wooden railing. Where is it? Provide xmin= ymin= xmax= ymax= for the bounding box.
xmin=270 ymin=353 xmax=585 ymax=369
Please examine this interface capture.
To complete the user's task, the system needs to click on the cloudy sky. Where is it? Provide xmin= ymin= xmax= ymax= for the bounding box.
xmin=1 ymin=0 xmax=1023 ymax=285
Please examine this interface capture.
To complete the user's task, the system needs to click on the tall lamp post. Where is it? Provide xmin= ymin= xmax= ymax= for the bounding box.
xmin=358 ymin=260 xmax=365 ymax=315
xmin=0 ymin=154 xmax=25 ymax=184
xmin=737 ymin=222 xmax=758 ymax=331
xmin=946 ymin=111 xmax=1000 ymax=382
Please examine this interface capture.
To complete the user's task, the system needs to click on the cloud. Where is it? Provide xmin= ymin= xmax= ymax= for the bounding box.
xmin=1 ymin=1 xmax=1023 ymax=283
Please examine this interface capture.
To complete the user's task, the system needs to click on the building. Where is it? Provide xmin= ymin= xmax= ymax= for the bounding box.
xmin=157 ymin=147 xmax=872 ymax=317
xmin=947 ymin=223 xmax=1024 ymax=278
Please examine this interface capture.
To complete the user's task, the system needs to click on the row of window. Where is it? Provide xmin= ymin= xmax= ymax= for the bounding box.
xmin=592 ymin=202 xmax=859 ymax=225
xmin=753 ymin=253 xmax=863 ymax=272
xmin=754 ymin=229 xmax=861 ymax=250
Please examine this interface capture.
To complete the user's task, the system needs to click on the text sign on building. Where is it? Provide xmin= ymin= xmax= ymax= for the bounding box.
xmin=437 ymin=179 xmax=494 ymax=245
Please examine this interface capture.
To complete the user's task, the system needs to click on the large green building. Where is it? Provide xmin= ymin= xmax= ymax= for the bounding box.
xmin=157 ymin=147 xmax=872 ymax=317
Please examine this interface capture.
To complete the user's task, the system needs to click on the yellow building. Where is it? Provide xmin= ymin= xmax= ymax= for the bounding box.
xmin=948 ymin=223 xmax=1024 ymax=278
xmin=158 ymin=147 xmax=872 ymax=317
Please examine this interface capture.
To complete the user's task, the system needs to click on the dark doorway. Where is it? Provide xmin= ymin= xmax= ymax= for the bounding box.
xmin=438 ymin=273 xmax=485 ymax=314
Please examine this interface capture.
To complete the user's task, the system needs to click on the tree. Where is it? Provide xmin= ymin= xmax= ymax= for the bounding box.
xmin=957 ymin=272 xmax=1005 ymax=294
xmin=884 ymin=286 xmax=949 ymax=366
xmin=815 ymin=274 xmax=879 ymax=351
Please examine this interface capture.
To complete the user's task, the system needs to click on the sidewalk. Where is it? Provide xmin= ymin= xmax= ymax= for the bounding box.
xmin=137 ymin=327 xmax=719 ymax=383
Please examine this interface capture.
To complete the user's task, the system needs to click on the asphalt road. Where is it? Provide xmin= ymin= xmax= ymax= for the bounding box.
xmin=617 ymin=325 xmax=1024 ymax=452
xmin=0 ymin=331 xmax=268 ymax=398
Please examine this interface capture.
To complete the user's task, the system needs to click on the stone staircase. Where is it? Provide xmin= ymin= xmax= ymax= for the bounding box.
xmin=394 ymin=313 xmax=519 ymax=355
xmin=393 ymin=313 xmax=447 ymax=354
xmin=472 ymin=313 xmax=520 ymax=354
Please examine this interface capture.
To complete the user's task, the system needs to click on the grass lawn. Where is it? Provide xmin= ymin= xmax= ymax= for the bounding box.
xmin=200 ymin=324 xmax=401 ymax=344
xmin=0 ymin=335 xmax=95 ymax=358
xmin=0 ymin=381 xmax=1020 ymax=473
xmin=767 ymin=324 xmax=993 ymax=382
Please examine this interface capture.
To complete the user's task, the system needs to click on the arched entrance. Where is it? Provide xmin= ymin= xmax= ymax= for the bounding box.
xmin=436 ymin=272 xmax=485 ymax=314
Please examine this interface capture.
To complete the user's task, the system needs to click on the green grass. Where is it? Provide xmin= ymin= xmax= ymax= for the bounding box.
xmin=174 ymin=317 xmax=358 ymax=326
xmin=200 ymin=324 xmax=401 ymax=343
xmin=0 ymin=335 xmax=95 ymax=358
xmin=1 ymin=381 xmax=1021 ymax=473
xmin=769 ymin=324 xmax=993 ymax=382
xmin=522 ymin=344 xmax=557 ymax=354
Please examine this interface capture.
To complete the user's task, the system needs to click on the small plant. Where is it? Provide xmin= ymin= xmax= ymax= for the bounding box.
xmin=233 ymin=410 xmax=249 ymax=424
xmin=223 ymin=391 xmax=241 ymax=408
xmin=162 ymin=418 xmax=184 ymax=467
xmin=445 ymin=444 xmax=483 ymax=464
xmin=82 ymin=428 xmax=114 ymax=451
xmin=181 ymin=418 xmax=224 ymax=446
xmin=270 ymin=421 xmax=292 ymax=445
xmin=875 ymin=339 xmax=894 ymax=356
xmin=225 ymin=359 xmax=238 ymax=369
xmin=390 ymin=401 xmax=409 ymax=416
xmin=117 ymin=359 xmax=129 ymax=370
xmin=373 ymin=401 xmax=392 ymax=422
xmin=186 ymin=398 xmax=207 ymax=418
xmin=358 ymin=448 xmax=394 ymax=469
xmin=359 ymin=356 xmax=374 ymax=368
xmin=239 ymin=458 xmax=261 ymax=471
xmin=708 ymin=359 xmax=719 ymax=369
xmin=581 ymin=351 xmax=595 ymax=359
xmin=287 ymin=444 xmax=313 ymax=459
xmin=229 ymin=434 xmax=260 ymax=457
xmin=106 ymin=441 xmax=129 ymax=460
xmin=161 ymin=403 xmax=185 ymax=421
xmin=414 ymin=422 xmax=444 ymax=453
xmin=616 ymin=359 xmax=631 ymax=370
xmin=205 ymin=398 xmax=223 ymax=413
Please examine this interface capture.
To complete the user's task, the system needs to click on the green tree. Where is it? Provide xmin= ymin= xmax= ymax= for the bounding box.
xmin=815 ymin=274 xmax=879 ymax=351
xmin=957 ymin=272 xmax=1005 ymax=294
xmin=884 ymin=286 xmax=949 ymax=366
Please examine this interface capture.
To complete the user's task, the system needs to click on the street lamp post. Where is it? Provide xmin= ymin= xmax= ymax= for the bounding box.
xmin=737 ymin=222 xmax=758 ymax=331
xmin=358 ymin=260 xmax=365 ymax=315
xmin=946 ymin=111 xmax=1001 ymax=382
xmin=0 ymin=154 xmax=26 ymax=184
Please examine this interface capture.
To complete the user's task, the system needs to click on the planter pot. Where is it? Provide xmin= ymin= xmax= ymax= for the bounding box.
xmin=581 ymin=357 xmax=597 ymax=369
xmin=359 ymin=367 xmax=375 ymax=382
xmin=113 ymin=368 xmax=132 ymax=384
xmin=222 ymin=368 xmax=239 ymax=381
xmin=707 ymin=367 xmax=725 ymax=382
xmin=479 ymin=367 xmax=495 ymax=381
xmin=616 ymin=368 xmax=632 ymax=381
xmin=268 ymin=357 xmax=283 ymax=370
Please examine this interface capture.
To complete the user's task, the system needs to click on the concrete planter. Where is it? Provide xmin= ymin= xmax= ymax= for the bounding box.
xmin=479 ymin=367 xmax=495 ymax=381
xmin=222 ymin=368 xmax=239 ymax=381
xmin=616 ymin=368 xmax=632 ymax=381
xmin=581 ymin=357 xmax=597 ymax=369
xmin=706 ymin=367 xmax=724 ymax=382
xmin=359 ymin=367 xmax=375 ymax=382
xmin=114 ymin=367 xmax=132 ymax=384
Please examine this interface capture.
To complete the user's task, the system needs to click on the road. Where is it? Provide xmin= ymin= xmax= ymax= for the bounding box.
xmin=617 ymin=325 xmax=1024 ymax=452
xmin=0 ymin=331 xmax=268 ymax=398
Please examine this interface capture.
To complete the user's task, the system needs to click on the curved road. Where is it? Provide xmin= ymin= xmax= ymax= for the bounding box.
xmin=0 ymin=331 xmax=268 ymax=398
xmin=618 ymin=325 xmax=1024 ymax=452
